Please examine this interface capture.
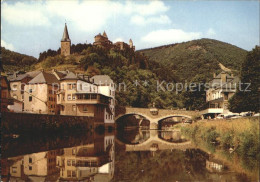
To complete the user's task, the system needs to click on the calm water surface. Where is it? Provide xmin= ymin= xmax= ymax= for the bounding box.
xmin=1 ymin=124 xmax=258 ymax=181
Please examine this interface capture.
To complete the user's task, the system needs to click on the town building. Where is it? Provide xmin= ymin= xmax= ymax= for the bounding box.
xmin=201 ymin=71 xmax=239 ymax=119
xmin=9 ymin=73 xmax=32 ymax=105
xmin=0 ymin=76 xmax=13 ymax=112
xmin=61 ymin=23 xmax=71 ymax=56
xmin=23 ymin=71 xmax=61 ymax=114
xmin=91 ymin=75 xmax=115 ymax=127
xmin=56 ymin=72 xmax=115 ymax=127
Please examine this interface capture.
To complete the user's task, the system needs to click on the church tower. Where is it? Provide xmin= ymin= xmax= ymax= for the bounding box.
xmin=61 ymin=23 xmax=71 ymax=56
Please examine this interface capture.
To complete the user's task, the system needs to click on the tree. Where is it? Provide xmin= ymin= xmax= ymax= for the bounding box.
xmin=229 ymin=46 xmax=260 ymax=113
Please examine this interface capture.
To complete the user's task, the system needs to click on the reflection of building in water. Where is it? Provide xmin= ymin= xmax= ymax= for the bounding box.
xmin=160 ymin=130 xmax=186 ymax=143
xmin=56 ymin=133 xmax=115 ymax=181
xmin=206 ymin=156 xmax=226 ymax=173
xmin=24 ymin=150 xmax=60 ymax=176
xmin=3 ymin=149 xmax=61 ymax=182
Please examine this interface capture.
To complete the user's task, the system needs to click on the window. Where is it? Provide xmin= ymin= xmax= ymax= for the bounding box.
xmin=67 ymin=94 xmax=71 ymax=100
xmin=72 ymin=148 xmax=76 ymax=155
xmin=80 ymin=84 xmax=82 ymax=90
xmin=29 ymin=89 xmax=32 ymax=93
xmin=67 ymin=170 xmax=72 ymax=177
xmin=72 ymin=105 xmax=76 ymax=111
xmin=67 ymin=160 xmax=71 ymax=166
xmin=83 ymin=105 xmax=87 ymax=112
xmin=29 ymin=166 xmax=32 ymax=170
xmin=72 ymin=94 xmax=76 ymax=100
xmin=72 ymin=170 xmax=76 ymax=177
xmin=12 ymin=84 xmax=18 ymax=91
xmin=29 ymin=157 xmax=32 ymax=163
xmin=12 ymin=167 xmax=17 ymax=173
xmin=72 ymin=83 xmax=76 ymax=89
xmin=72 ymin=160 xmax=76 ymax=166
xmin=68 ymin=84 xmax=72 ymax=90
xmin=61 ymin=84 xmax=64 ymax=90
xmin=29 ymin=96 xmax=32 ymax=102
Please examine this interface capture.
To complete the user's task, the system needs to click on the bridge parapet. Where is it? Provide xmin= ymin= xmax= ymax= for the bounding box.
xmin=115 ymin=107 xmax=200 ymax=129
xmin=123 ymin=107 xmax=199 ymax=119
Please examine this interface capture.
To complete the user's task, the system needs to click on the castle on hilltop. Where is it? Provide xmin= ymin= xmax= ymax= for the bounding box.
xmin=60 ymin=24 xmax=135 ymax=56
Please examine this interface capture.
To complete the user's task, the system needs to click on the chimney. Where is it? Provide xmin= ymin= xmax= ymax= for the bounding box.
xmin=221 ymin=72 xmax=227 ymax=83
xmin=13 ymin=72 xmax=17 ymax=78
xmin=41 ymin=69 xmax=44 ymax=72
xmin=231 ymin=73 xmax=234 ymax=77
xmin=213 ymin=73 xmax=216 ymax=78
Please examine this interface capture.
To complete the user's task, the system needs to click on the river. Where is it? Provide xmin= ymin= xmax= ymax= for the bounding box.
xmin=1 ymin=117 xmax=258 ymax=181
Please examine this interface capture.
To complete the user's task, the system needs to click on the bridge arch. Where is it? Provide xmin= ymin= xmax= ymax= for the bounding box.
xmin=115 ymin=113 xmax=152 ymax=129
xmin=115 ymin=112 xmax=152 ymax=122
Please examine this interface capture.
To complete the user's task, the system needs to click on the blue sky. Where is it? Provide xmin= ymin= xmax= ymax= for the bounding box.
xmin=1 ymin=0 xmax=259 ymax=58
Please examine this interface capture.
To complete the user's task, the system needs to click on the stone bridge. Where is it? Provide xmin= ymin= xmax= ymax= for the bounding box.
xmin=116 ymin=130 xmax=195 ymax=152
xmin=115 ymin=107 xmax=200 ymax=129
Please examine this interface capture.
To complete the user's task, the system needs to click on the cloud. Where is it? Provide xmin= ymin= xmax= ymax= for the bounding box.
xmin=1 ymin=0 xmax=170 ymax=31
xmin=2 ymin=1 xmax=49 ymax=26
xmin=1 ymin=40 xmax=15 ymax=50
xmin=130 ymin=15 xmax=171 ymax=26
xmin=141 ymin=29 xmax=202 ymax=46
xmin=206 ymin=28 xmax=216 ymax=36
xmin=124 ymin=1 xmax=169 ymax=16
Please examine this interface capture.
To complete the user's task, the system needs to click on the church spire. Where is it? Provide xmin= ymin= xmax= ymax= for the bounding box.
xmin=61 ymin=23 xmax=70 ymax=42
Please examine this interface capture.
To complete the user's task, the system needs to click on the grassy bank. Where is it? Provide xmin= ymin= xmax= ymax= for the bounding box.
xmin=181 ymin=117 xmax=259 ymax=179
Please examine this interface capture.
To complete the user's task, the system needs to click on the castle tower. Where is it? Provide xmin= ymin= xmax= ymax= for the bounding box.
xmin=129 ymin=39 xmax=135 ymax=50
xmin=61 ymin=23 xmax=71 ymax=56
xmin=103 ymin=31 xmax=108 ymax=38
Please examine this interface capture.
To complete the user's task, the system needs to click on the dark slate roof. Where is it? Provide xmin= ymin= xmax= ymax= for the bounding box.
xmin=54 ymin=71 xmax=67 ymax=80
xmin=61 ymin=23 xmax=70 ymax=42
xmin=91 ymin=75 xmax=113 ymax=85
xmin=9 ymin=74 xmax=31 ymax=82
xmin=209 ymin=71 xmax=239 ymax=89
xmin=61 ymin=72 xmax=92 ymax=83
xmin=26 ymin=70 xmax=41 ymax=78
xmin=28 ymin=72 xmax=59 ymax=84
xmin=62 ymin=72 xmax=78 ymax=80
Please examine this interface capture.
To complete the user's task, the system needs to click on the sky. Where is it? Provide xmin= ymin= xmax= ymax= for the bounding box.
xmin=1 ymin=0 xmax=259 ymax=58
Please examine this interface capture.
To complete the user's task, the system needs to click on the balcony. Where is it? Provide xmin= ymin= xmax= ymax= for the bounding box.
xmin=57 ymin=93 xmax=110 ymax=105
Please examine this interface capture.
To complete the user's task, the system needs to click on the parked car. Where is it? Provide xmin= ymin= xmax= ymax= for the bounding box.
xmin=253 ymin=113 xmax=260 ymax=117
xmin=230 ymin=115 xmax=243 ymax=119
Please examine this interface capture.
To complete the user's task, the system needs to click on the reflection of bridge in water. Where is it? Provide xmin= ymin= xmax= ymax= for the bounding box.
xmin=116 ymin=129 xmax=195 ymax=152
xmin=116 ymin=107 xmax=199 ymax=129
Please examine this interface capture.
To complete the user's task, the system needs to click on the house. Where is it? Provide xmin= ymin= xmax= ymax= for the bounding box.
xmin=7 ymin=98 xmax=23 ymax=112
xmin=0 ymin=76 xmax=13 ymax=112
xmin=91 ymin=75 xmax=115 ymax=127
xmin=23 ymin=71 xmax=60 ymax=114
xmin=201 ymin=71 xmax=239 ymax=119
xmin=8 ymin=73 xmax=32 ymax=110
xmin=56 ymin=72 xmax=115 ymax=127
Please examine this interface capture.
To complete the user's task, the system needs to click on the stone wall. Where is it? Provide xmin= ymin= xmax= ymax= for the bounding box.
xmin=1 ymin=112 xmax=95 ymax=135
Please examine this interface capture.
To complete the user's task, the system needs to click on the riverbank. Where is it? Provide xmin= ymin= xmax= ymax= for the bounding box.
xmin=181 ymin=117 xmax=259 ymax=155
xmin=180 ymin=117 xmax=259 ymax=180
